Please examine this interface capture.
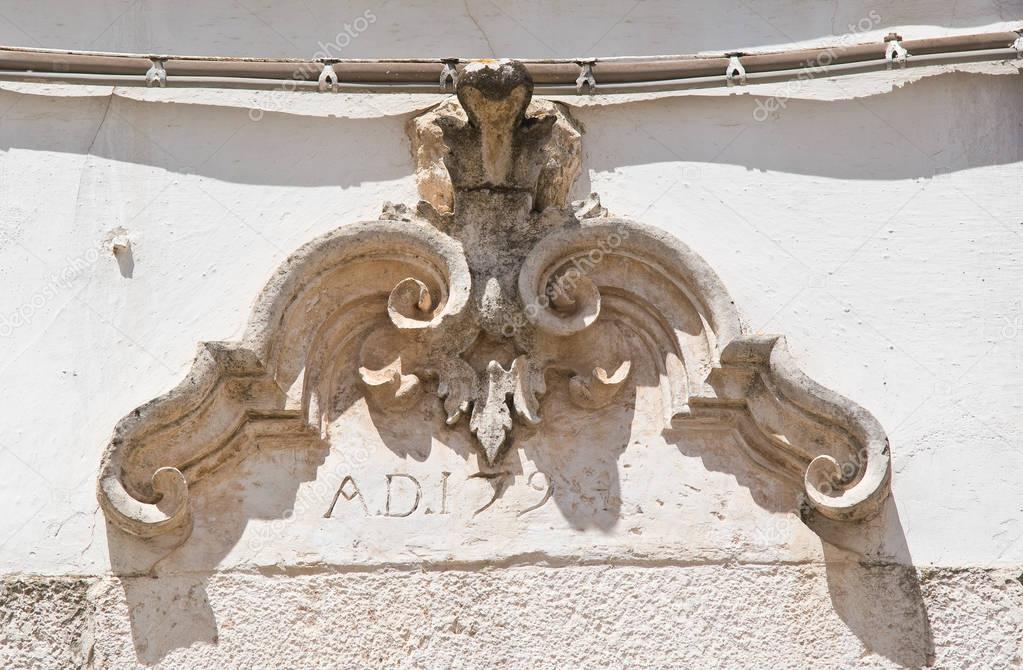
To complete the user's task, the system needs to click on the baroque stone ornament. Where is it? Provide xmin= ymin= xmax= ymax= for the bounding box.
xmin=97 ymin=60 xmax=891 ymax=540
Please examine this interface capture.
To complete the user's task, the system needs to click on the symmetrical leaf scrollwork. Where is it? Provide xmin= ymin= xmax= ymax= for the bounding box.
xmin=97 ymin=59 xmax=890 ymax=540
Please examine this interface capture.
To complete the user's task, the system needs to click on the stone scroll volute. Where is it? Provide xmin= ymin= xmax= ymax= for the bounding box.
xmin=97 ymin=60 xmax=891 ymax=544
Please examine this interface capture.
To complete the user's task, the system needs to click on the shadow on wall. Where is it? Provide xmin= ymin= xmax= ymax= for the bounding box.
xmin=819 ymin=502 xmax=935 ymax=668
xmin=104 ymin=336 xmax=936 ymax=666
xmin=104 ymin=442 xmax=330 ymax=666
xmin=0 ymin=71 xmax=1018 ymax=191
xmin=573 ymin=71 xmax=1022 ymax=181
xmin=104 ymin=437 xmax=936 ymax=666
xmin=0 ymin=91 xmax=415 ymax=190
xmin=662 ymin=422 xmax=935 ymax=667
xmin=354 ymin=336 xmax=639 ymax=532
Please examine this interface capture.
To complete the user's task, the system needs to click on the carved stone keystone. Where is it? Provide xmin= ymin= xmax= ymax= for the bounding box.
xmin=97 ymin=59 xmax=891 ymax=541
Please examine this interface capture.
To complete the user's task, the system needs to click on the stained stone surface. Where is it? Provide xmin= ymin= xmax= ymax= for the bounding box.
xmin=408 ymin=96 xmax=582 ymax=215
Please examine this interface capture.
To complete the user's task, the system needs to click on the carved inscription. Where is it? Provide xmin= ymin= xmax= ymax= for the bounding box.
xmin=517 ymin=471 xmax=553 ymax=517
xmin=323 ymin=475 xmax=368 ymax=518
xmin=323 ymin=470 xmax=554 ymax=518
xmin=471 ymin=471 xmax=511 ymax=517
xmin=384 ymin=474 xmax=422 ymax=517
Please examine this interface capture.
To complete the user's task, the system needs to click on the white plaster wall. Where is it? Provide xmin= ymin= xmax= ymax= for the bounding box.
xmin=0 ymin=1 xmax=1021 ymax=667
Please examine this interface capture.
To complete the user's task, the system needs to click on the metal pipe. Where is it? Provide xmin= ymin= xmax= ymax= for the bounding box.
xmin=0 ymin=30 xmax=1017 ymax=93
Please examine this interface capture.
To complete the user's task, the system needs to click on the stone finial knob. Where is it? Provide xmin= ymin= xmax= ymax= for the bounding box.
xmin=454 ymin=60 xmax=534 ymax=186
xmin=455 ymin=60 xmax=533 ymax=128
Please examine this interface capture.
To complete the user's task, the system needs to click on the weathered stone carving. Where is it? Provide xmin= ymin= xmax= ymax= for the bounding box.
xmin=97 ymin=59 xmax=890 ymax=541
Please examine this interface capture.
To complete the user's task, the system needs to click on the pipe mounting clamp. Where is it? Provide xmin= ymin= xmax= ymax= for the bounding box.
xmin=440 ymin=58 xmax=459 ymax=92
xmin=725 ymin=53 xmax=746 ymax=85
xmin=318 ymin=61 xmax=339 ymax=93
xmin=145 ymin=58 xmax=166 ymax=88
xmin=884 ymin=33 xmax=909 ymax=68
xmin=575 ymin=60 xmax=596 ymax=95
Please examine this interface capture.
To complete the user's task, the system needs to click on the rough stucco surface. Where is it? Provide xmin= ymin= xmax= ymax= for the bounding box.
xmin=0 ymin=577 xmax=94 ymax=669
xmin=0 ymin=566 xmax=1019 ymax=669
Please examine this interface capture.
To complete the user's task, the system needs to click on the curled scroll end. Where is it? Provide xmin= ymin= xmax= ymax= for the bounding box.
xmin=805 ymin=455 xmax=843 ymax=498
xmin=526 ymin=275 xmax=602 ymax=337
xmin=387 ymin=277 xmax=435 ymax=329
xmin=359 ymin=363 xmax=422 ymax=411
xmin=98 ymin=465 xmax=191 ymax=539
xmin=767 ymin=339 xmax=892 ymax=522
xmin=803 ymin=442 xmax=892 ymax=522
xmin=569 ymin=360 xmax=631 ymax=410
xmin=718 ymin=334 xmax=892 ymax=521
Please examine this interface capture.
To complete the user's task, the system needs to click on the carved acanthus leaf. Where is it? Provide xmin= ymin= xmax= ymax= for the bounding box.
xmin=469 ymin=360 xmax=519 ymax=463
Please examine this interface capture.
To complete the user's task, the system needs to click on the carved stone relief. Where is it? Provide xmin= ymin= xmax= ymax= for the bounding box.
xmin=97 ymin=59 xmax=891 ymax=547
